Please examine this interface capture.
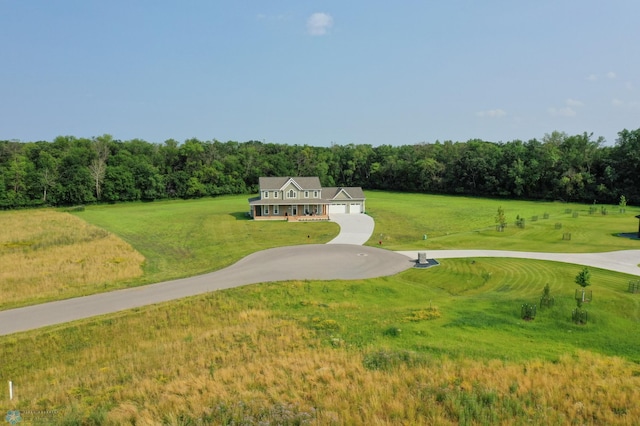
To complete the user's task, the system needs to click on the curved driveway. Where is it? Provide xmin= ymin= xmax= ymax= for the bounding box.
xmin=328 ymin=213 xmax=375 ymax=245
xmin=0 ymin=213 xmax=404 ymax=336
xmin=2 ymin=213 xmax=640 ymax=336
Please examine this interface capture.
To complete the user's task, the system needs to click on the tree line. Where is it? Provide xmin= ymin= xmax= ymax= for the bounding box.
xmin=1 ymin=128 xmax=639 ymax=209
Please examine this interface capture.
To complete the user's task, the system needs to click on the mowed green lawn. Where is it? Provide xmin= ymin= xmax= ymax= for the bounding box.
xmin=3 ymin=191 xmax=637 ymax=308
xmin=74 ymin=195 xmax=339 ymax=283
xmin=69 ymin=191 xmax=640 ymax=361
xmin=253 ymin=257 xmax=640 ymax=362
xmin=76 ymin=191 xmax=640 ymax=287
xmin=366 ymin=190 xmax=640 ymax=252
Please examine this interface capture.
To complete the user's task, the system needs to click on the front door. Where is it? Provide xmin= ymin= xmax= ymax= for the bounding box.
xmin=292 ymin=206 xmax=297 ymax=216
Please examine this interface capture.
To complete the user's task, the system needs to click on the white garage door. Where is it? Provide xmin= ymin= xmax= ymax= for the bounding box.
xmin=349 ymin=203 xmax=362 ymax=214
xmin=329 ymin=203 xmax=346 ymax=214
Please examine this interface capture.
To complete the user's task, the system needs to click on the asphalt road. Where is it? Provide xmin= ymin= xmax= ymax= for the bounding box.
xmin=0 ymin=244 xmax=413 ymax=336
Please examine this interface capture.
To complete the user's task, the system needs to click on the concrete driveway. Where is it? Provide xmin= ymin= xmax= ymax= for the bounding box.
xmin=395 ymin=249 xmax=640 ymax=276
xmin=327 ymin=213 xmax=375 ymax=245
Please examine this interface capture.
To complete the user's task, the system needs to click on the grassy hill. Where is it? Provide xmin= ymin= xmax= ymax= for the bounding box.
xmin=1 ymin=192 xmax=639 ymax=424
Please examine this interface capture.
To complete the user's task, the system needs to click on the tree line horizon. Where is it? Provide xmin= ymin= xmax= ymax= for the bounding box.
xmin=1 ymin=128 xmax=638 ymax=209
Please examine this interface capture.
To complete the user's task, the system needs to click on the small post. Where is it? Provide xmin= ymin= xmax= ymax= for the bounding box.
xmin=9 ymin=380 xmax=13 ymax=400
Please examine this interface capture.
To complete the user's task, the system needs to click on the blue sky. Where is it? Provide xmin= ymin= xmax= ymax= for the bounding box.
xmin=1 ymin=1 xmax=638 ymax=146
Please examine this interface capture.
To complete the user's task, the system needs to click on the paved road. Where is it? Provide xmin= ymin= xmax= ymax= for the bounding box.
xmin=396 ymin=249 xmax=640 ymax=276
xmin=0 ymin=244 xmax=412 ymax=336
xmin=327 ymin=213 xmax=375 ymax=245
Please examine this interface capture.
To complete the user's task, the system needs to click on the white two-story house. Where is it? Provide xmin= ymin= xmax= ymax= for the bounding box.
xmin=248 ymin=176 xmax=366 ymax=220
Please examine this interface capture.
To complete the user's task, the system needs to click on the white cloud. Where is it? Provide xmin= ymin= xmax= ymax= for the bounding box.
xmin=607 ymin=71 xmax=617 ymax=79
xmin=586 ymin=74 xmax=598 ymax=81
xmin=475 ymin=109 xmax=506 ymax=118
xmin=548 ymin=107 xmax=576 ymax=117
xmin=566 ymin=98 xmax=584 ymax=107
xmin=307 ymin=12 xmax=333 ymax=36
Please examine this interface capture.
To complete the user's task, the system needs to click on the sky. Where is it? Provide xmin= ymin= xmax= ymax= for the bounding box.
xmin=1 ymin=1 xmax=639 ymax=146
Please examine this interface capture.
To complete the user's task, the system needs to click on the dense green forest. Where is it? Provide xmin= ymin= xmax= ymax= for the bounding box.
xmin=1 ymin=128 xmax=639 ymax=208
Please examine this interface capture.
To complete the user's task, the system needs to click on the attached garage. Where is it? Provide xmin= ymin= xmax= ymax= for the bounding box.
xmin=348 ymin=203 xmax=362 ymax=214
xmin=329 ymin=203 xmax=347 ymax=214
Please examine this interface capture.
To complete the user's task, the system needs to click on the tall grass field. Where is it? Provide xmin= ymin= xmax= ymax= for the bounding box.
xmin=0 ymin=209 xmax=144 ymax=310
xmin=1 ymin=192 xmax=640 ymax=424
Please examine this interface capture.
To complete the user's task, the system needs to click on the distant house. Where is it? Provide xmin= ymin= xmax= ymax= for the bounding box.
xmin=248 ymin=177 xmax=366 ymax=220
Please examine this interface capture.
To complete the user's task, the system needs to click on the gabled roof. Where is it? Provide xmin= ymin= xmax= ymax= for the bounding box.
xmin=322 ymin=187 xmax=366 ymax=200
xmin=259 ymin=176 xmax=322 ymax=191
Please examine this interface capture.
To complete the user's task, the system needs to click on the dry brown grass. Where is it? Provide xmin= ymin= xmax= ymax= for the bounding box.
xmin=0 ymin=209 xmax=144 ymax=309
xmin=4 ymin=294 xmax=639 ymax=425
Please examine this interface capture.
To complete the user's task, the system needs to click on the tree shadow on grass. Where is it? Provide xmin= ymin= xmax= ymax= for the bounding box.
xmin=229 ymin=212 xmax=251 ymax=220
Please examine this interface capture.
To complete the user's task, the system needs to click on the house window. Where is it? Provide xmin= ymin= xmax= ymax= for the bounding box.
xmin=274 ymin=205 xmax=279 ymax=215
xmin=264 ymin=205 xmax=269 ymax=215
xmin=287 ymin=189 xmax=296 ymax=199
xmin=304 ymin=191 xmax=309 ymax=198
xmin=263 ymin=191 xmax=269 ymax=199
xmin=313 ymin=190 xmax=319 ymax=198
xmin=274 ymin=191 xmax=279 ymax=198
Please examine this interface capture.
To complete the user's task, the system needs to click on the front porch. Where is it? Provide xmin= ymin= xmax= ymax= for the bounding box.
xmin=250 ymin=203 xmax=329 ymax=220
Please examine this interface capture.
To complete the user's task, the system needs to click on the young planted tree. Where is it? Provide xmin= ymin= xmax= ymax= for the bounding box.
xmin=539 ymin=283 xmax=555 ymax=309
xmin=575 ymin=267 xmax=591 ymax=303
xmin=495 ymin=206 xmax=506 ymax=231
xmin=572 ymin=304 xmax=588 ymax=324
xmin=619 ymin=195 xmax=627 ymax=213
xmin=521 ymin=303 xmax=537 ymax=320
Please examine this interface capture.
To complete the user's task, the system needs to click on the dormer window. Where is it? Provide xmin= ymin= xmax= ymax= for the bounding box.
xmin=274 ymin=191 xmax=279 ymax=198
xmin=263 ymin=191 xmax=269 ymax=199
xmin=313 ymin=190 xmax=319 ymax=198
xmin=304 ymin=191 xmax=309 ymax=198
xmin=287 ymin=189 xmax=296 ymax=199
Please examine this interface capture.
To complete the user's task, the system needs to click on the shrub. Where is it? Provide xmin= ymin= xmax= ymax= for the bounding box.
xmin=521 ymin=303 xmax=536 ymax=320
xmin=539 ymin=284 xmax=555 ymax=309
xmin=572 ymin=308 xmax=588 ymax=324
xmin=383 ymin=326 xmax=402 ymax=337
